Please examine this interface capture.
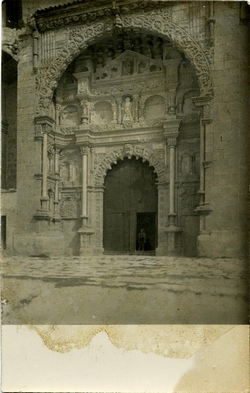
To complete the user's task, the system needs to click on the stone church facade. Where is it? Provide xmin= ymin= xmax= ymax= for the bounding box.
xmin=2 ymin=0 xmax=249 ymax=257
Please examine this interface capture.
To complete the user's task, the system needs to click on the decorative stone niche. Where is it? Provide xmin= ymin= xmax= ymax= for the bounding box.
xmin=93 ymin=101 xmax=113 ymax=125
xmin=144 ymin=95 xmax=165 ymax=120
xmin=60 ymin=105 xmax=80 ymax=127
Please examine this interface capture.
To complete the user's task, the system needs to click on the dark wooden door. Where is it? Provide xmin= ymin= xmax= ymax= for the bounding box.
xmin=103 ymin=157 xmax=157 ymax=253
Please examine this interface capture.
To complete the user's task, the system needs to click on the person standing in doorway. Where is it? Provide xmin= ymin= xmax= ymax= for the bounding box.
xmin=138 ymin=228 xmax=146 ymax=251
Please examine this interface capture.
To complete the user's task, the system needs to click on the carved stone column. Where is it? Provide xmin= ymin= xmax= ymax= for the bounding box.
xmin=33 ymin=30 xmax=39 ymax=71
xmin=111 ymin=103 xmax=118 ymax=123
xmin=42 ymin=132 xmax=48 ymax=205
xmin=117 ymin=97 xmax=122 ymax=124
xmin=93 ymin=185 xmax=105 ymax=254
xmin=156 ymin=182 xmax=168 ymax=256
xmin=78 ymin=145 xmax=94 ymax=255
xmin=53 ymin=147 xmax=61 ymax=221
xmin=163 ymin=118 xmax=182 ymax=254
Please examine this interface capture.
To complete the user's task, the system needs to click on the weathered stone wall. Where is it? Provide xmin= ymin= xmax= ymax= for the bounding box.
xmin=2 ymin=81 xmax=17 ymax=190
xmin=15 ymin=34 xmax=41 ymax=234
xmin=199 ymin=1 xmax=249 ymax=258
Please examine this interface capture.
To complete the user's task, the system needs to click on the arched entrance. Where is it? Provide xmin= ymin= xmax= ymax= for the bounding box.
xmin=103 ymin=157 xmax=158 ymax=254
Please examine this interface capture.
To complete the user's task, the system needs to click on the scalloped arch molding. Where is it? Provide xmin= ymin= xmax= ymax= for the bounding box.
xmin=95 ymin=145 xmax=167 ymax=186
xmin=36 ymin=9 xmax=212 ymax=111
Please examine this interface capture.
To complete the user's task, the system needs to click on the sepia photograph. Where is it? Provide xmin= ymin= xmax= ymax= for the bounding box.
xmin=1 ymin=0 xmax=249 ymax=391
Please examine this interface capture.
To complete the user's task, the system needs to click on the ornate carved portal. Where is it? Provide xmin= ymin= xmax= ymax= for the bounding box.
xmin=33 ymin=18 xmax=210 ymax=256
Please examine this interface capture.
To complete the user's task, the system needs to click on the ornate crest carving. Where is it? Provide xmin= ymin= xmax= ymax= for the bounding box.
xmin=59 ymin=195 xmax=81 ymax=218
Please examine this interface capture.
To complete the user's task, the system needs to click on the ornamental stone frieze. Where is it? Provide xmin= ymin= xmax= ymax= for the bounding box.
xmin=34 ymin=1 xmax=172 ymax=32
xmin=35 ymin=8 xmax=213 ymax=112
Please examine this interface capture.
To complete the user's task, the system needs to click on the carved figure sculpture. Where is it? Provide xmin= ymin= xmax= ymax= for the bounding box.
xmin=123 ymin=97 xmax=133 ymax=122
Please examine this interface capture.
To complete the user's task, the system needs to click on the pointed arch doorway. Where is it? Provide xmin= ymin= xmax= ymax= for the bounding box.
xmin=103 ymin=157 xmax=158 ymax=254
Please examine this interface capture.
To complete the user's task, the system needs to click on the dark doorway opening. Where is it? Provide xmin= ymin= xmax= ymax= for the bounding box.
xmin=103 ymin=157 xmax=158 ymax=254
xmin=136 ymin=212 xmax=157 ymax=252
xmin=1 ymin=216 xmax=7 ymax=250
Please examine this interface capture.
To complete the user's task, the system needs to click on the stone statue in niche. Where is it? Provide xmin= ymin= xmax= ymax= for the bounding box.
xmin=123 ymin=97 xmax=133 ymax=122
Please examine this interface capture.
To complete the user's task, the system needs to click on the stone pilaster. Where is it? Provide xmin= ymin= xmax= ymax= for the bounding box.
xmin=53 ymin=146 xmax=61 ymax=221
xmin=163 ymin=118 xmax=182 ymax=255
xmin=78 ymin=144 xmax=94 ymax=255
xmin=34 ymin=115 xmax=55 ymax=220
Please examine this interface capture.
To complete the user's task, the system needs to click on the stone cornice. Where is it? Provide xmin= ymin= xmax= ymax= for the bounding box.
xmin=34 ymin=0 xmax=172 ymax=32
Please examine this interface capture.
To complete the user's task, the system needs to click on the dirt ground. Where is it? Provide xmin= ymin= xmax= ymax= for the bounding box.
xmin=2 ymin=254 xmax=249 ymax=325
